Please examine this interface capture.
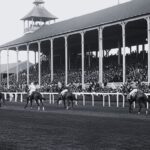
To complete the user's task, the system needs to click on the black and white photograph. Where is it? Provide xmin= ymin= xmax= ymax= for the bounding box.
xmin=0 ymin=0 xmax=150 ymax=149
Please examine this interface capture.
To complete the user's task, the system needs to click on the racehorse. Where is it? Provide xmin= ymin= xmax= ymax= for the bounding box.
xmin=0 ymin=92 xmax=5 ymax=108
xmin=57 ymin=91 xmax=77 ymax=109
xmin=127 ymin=89 xmax=150 ymax=115
xmin=24 ymin=91 xmax=45 ymax=111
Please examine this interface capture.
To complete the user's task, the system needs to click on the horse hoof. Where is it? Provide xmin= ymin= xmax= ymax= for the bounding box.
xmin=42 ymin=107 xmax=45 ymax=111
xmin=138 ymin=112 xmax=141 ymax=115
xmin=38 ymin=107 xmax=40 ymax=111
xmin=146 ymin=110 xmax=148 ymax=115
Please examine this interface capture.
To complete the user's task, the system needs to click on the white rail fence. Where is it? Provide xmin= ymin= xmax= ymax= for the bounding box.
xmin=2 ymin=92 xmax=150 ymax=109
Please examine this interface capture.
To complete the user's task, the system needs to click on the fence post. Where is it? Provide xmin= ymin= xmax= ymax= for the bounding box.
xmin=75 ymin=94 xmax=78 ymax=105
xmin=117 ymin=93 xmax=119 ymax=107
xmin=75 ymin=94 xmax=78 ymax=99
xmin=146 ymin=94 xmax=149 ymax=109
xmin=21 ymin=93 xmax=23 ymax=103
xmin=4 ymin=93 xmax=7 ymax=101
xmin=15 ymin=93 xmax=17 ymax=102
xmin=103 ymin=95 xmax=105 ymax=107
xmin=91 ymin=94 xmax=94 ymax=107
xmin=52 ymin=94 xmax=55 ymax=104
xmin=122 ymin=94 xmax=125 ymax=108
xmin=9 ymin=93 xmax=13 ymax=102
xmin=82 ymin=94 xmax=85 ymax=106
xmin=108 ymin=95 xmax=111 ymax=107
xmin=49 ymin=94 xmax=52 ymax=104
xmin=133 ymin=101 xmax=136 ymax=108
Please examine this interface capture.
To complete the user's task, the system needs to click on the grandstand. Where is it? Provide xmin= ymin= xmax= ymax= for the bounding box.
xmin=0 ymin=0 xmax=150 ymax=92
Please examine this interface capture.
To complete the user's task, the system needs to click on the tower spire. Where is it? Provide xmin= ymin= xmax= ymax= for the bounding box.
xmin=33 ymin=0 xmax=45 ymax=6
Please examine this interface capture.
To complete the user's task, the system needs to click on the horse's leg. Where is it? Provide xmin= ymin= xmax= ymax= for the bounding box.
xmin=2 ymin=95 xmax=5 ymax=105
xmin=144 ymin=101 xmax=148 ymax=115
xmin=75 ymin=99 xmax=78 ymax=106
xmin=24 ymin=97 xmax=29 ymax=109
xmin=35 ymin=99 xmax=40 ymax=110
xmin=63 ymin=98 xmax=66 ymax=109
xmin=66 ymin=99 xmax=69 ymax=110
xmin=40 ymin=98 xmax=45 ymax=111
xmin=71 ymin=97 xmax=74 ymax=109
xmin=138 ymin=102 xmax=142 ymax=115
xmin=66 ymin=99 xmax=71 ymax=110
xmin=71 ymin=100 xmax=73 ymax=109
xmin=29 ymin=97 xmax=33 ymax=109
xmin=3 ymin=98 xmax=5 ymax=105
xmin=57 ymin=96 xmax=61 ymax=107
xmin=57 ymin=99 xmax=59 ymax=106
xmin=129 ymin=101 xmax=133 ymax=113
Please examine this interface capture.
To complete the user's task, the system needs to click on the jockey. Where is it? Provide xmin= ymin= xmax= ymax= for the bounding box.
xmin=57 ymin=81 xmax=63 ymax=93
xmin=60 ymin=84 xmax=69 ymax=97
xmin=35 ymin=82 xmax=40 ymax=92
xmin=29 ymin=82 xmax=36 ymax=96
xmin=127 ymin=86 xmax=138 ymax=100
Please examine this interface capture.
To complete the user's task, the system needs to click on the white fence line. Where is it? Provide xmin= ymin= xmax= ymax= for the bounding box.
xmin=2 ymin=92 xmax=150 ymax=109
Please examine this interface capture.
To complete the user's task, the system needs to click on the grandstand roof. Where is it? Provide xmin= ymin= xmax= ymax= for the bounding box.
xmin=0 ymin=0 xmax=150 ymax=49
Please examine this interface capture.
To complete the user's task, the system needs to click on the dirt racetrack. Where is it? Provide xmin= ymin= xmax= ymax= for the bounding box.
xmin=0 ymin=101 xmax=150 ymax=150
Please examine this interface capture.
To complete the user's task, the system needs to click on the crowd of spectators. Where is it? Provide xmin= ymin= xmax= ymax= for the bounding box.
xmin=0 ymin=50 xmax=149 ymax=93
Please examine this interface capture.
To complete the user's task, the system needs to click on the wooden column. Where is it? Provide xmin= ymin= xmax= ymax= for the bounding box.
xmin=118 ymin=41 xmax=121 ymax=65
xmin=27 ymin=44 xmax=29 ymax=85
xmin=121 ymin=22 xmax=126 ymax=83
xmin=98 ymin=27 xmax=103 ymax=84
xmin=7 ymin=48 xmax=9 ymax=88
xmin=16 ymin=47 xmax=19 ymax=82
xmin=81 ymin=31 xmax=85 ymax=89
xmin=35 ymin=51 xmax=36 ymax=65
xmin=64 ymin=35 xmax=68 ymax=85
xmin=147 ymin=17 xmax=150 ymax=83
xmin=50 ymin=39 xmax=54 ymax=82
xmin=38 ymin=41 xmax=41 ymax=86
xmin=0 ymin=50 xmax=1 ymax=85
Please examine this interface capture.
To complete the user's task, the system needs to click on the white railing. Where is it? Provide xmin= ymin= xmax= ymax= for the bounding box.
xmin=2 ymin=92 xmax=150 ymax=109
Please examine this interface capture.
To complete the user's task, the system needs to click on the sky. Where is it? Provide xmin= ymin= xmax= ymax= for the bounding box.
xmin=0 ymin=0 xmax=131 ymax=64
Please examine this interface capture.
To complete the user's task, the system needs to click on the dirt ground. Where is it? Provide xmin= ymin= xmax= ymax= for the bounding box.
xmin=0 ymin=101 xmax=150 ymax=150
